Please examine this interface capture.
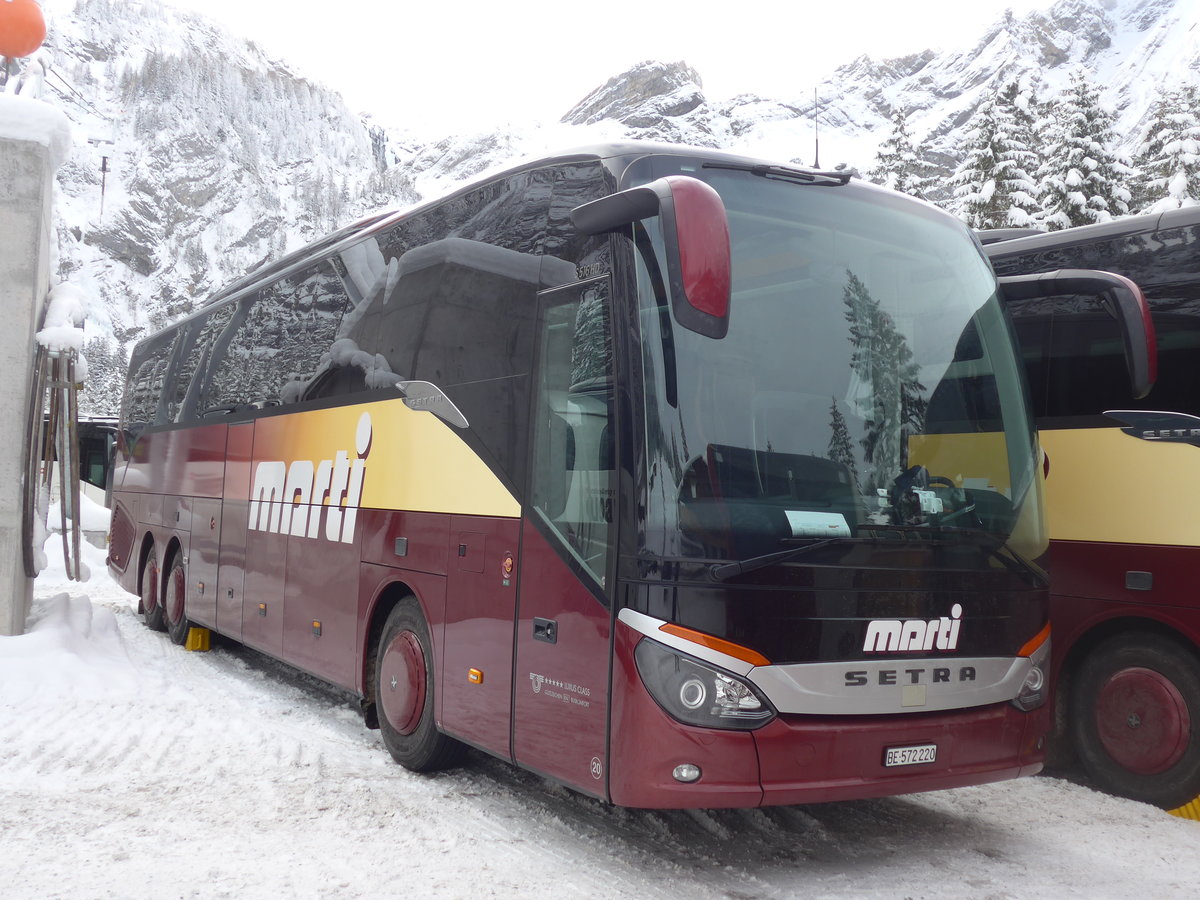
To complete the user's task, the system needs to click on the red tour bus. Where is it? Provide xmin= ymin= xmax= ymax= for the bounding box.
xmin=111 ymin=142 xmax=1071 ymax=808
xmin=986 ymin=209 xmax=1200 ymax=816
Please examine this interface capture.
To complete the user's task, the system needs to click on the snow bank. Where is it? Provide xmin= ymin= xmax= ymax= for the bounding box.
xmin=0 ymin=591 xmax=132 ymax=694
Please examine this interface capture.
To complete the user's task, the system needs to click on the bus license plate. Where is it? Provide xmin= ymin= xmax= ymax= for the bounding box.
xmin=884 ymin=744 xmax=937 ymax=767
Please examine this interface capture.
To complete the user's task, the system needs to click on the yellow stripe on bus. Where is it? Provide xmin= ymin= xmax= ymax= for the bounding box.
xmin=250 ymin=398 xmax=520 ymax=519
xmin=1040 ymin=428 xmax=1200 ymax=547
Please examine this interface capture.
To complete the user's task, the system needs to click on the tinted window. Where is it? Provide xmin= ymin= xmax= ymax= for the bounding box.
xmin=202 ymin=261 xmax=351 ymax=412
xmin=530 ymin=280 xmax=616 ymax=590
xmin=166 ymin=305 xmax=236 ymax=423
xmin=121 ymin=330 xmax=178 ymax=439
xmin=994 ymin=223 xmax=1200 ymax=423
xmin=328 ymin=169 xmax=555 ymax=496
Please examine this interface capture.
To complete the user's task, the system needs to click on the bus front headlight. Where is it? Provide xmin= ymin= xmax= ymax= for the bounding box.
xmin=1012 ymin=628 xmax=1051 ymax=712
xmin=634 ymin=638 xmax=775 ymax=730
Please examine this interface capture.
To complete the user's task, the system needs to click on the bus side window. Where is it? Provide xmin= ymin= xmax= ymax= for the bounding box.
xmin=170 ymin=305 xmax=235 ymax=423
xmin=200 ymin=261 xmax=351 ymax=413
xmin=120 ymin=331 xmax=178 ymax=441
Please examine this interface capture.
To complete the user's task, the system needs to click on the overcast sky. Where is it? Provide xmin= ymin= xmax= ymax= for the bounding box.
xmin=164 ymin=0 xmax=1055 ymax=132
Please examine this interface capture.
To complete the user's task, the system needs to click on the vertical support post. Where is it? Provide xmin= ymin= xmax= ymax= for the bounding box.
xmin=0 ymin=97 xmax=71 ymax=636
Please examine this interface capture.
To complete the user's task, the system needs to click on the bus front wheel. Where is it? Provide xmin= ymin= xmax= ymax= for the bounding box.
xmin=374 ymin=599 xmax=464 ymax=772
xmin=163 ymin=555 xmax=190 ymax=646
xmin=1071 ymin=633 xmax=1200 ymax=809
xmin=141 ymin=546 xmax=165 ymax=632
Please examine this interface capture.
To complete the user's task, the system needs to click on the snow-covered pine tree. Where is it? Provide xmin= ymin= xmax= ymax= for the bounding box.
xmin=996 ymin=79 xmax=1043 ymax=224
xmin=1133 ymin=83 xmax=1200 ymax=213
xmin=949 ymin=83 xmax=1040 ymax=229
xmin=1038 ymin=69 xmax=1133 ymax=230
xmin=867 ymin=109 xmax=932 ymax=199
xmin=826 ymin=397 xmax=859 ymax=482
xmin=843 ymin=271 xmax=926 ymax=491
xmin=80 ymin=336 xmax=126 ymax=417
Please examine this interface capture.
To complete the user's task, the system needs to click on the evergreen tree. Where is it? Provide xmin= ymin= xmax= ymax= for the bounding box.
xmin=996 ymin=79 xmax=1043 ymax=223
xmin=843 ymin=271 xmax=927 ymax=491
xmin=949 ymin=84 xmax=1040 ymax=228
xmin=868 ymin=109 xmax=932 ymax=199
xmin=80 ymin=337 xmax=126 ymax=418
xmin=1038 ymin=69 xmax=1133 ymax=230
xmin=1133 ymin=84 xmax=1200 ymax=213
xmin=826 ymin=397 xmax=859 ymax=482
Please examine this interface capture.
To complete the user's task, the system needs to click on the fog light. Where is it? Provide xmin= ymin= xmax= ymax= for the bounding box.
xmin=1023 ymin=666 xmax=1045 ymax=693
xmin=673 ymin=764 xmax=702 ymax=783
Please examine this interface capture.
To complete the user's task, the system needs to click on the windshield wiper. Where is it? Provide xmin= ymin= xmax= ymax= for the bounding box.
xmin=707 ymin=528 xmax=1045 ymax=585
xmin=709 ymin=538 xmax=843 ymax=582
xmin=702 ymin=162 xmax=852 ymax=187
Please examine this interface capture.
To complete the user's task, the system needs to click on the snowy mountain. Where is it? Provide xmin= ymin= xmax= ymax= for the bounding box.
xmin=15 ymin=0 xmax=1200 ymax=413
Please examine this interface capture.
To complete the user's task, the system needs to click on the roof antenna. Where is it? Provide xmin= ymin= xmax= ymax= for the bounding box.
xmin=812 ymin=87 xmax=820 ymax=168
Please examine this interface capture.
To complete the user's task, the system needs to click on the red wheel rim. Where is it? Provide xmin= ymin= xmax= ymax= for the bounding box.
xmin=1094 ymin=666 xmax=1190 ymax=775
xmin=166 ymin=564 xmax=186 ymax=626
xmin=379 ymin=631 xmax=426 ymax=736
xmin=142 ymin=565 xmax=159 ymax=613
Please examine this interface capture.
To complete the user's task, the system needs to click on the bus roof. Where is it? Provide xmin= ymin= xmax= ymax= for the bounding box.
xmin=984 ymin=206 xmax=1200 ymax=258
xmin=190 ymin=141 xmax=852 ymax=317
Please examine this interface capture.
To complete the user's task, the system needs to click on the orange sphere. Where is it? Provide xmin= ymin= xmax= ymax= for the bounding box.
xmin=0 ymin=0 xmax=47 ymax=59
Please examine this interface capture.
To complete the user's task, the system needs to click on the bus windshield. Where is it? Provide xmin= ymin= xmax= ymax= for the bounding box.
xmin=632 ymin=159 xmax=1041 ymax=566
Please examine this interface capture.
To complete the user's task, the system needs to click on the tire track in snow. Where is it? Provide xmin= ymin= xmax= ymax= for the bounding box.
xmin=8 ymin=583 xmax=1200 ymax=899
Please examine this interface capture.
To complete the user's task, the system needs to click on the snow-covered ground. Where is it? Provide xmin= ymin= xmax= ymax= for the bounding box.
xmin=1 ymin=523 xmax=1197 ymax=899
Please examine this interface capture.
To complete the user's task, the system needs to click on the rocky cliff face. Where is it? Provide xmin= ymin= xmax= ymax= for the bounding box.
xmin=562 ymin=61 xmax=706 ymax=128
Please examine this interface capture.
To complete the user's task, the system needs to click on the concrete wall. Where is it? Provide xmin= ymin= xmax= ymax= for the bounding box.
xmin=0 ymin=135 xmax=55 ymax=635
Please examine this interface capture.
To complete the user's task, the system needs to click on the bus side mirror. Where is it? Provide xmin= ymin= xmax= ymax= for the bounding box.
xmin=997 ymin=269 xmax=1157 ymax=400
xmin=571 ymin=176 xmax=732 ymax=339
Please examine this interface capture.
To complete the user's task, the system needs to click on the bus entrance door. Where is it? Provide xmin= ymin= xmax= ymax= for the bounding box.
xmin=512 ymin=280 xmax=615 ymax=799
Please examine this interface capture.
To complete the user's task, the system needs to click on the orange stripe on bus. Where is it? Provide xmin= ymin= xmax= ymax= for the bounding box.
xmin=1018 ymin=621 xmax=1052 ymax=658
xmin=658 ymin=623 xmax=771 ymax=667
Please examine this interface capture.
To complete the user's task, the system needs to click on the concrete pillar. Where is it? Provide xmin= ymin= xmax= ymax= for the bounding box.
xmin=0 ymin=95 xmax=71 ymax=636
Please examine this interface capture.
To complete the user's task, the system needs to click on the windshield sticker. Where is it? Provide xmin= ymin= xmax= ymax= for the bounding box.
xmin=785 ymin=510 xmax=852 ymax=538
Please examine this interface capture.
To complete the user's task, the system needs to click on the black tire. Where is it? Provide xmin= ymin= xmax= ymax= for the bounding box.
xmin=141 ymin=545 xmax=166 ymax=632
xmin=163 ymin=554 xmax=190 ymax=646
xmin=374 ymin=599 xmax=464 ymax=772
xmin=1070 ymin=633 xmax=1200 ymax=809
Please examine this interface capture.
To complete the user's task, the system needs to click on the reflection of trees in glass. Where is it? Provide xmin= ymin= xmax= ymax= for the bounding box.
xmin=206 ymin=268 xmax=349 ymax=407
xmin=826 ymin=397 xmax=858 ymax=482
xmin=843 ymin=271 xmax=927 ymax=490
xmin=570 ymin=285 xmax=611 ymax=390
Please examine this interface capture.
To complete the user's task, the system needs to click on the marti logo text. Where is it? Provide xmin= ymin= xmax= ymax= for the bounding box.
xmin=248 ymin=413 xmax=372 ymax=543
xmin=862 ymin=603 xmax=963 ymax=653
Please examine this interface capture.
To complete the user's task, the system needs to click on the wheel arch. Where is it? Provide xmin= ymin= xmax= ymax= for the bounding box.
xmin=1053 ymin=615 xmax=1200 ymax=755
xmin=161 ymin=535 xmax=185 ymax=578
xmin=360 ymin=578 xmax=427 ymax=730
xmin=1061 ymin=615 xmax=1200 ymax=686
xmin=1065 ymin=622 xmax=1200 ymax=808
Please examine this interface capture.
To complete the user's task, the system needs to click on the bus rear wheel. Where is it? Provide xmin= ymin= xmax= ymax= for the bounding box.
xmin=1071 ymin=633 xmax=1200 ymax=810
xmin=163 ymin=555 xmax=190 ymax=646
xmin=374 ymin=599 xmax=464 ymax=772
xmin=141 ymin=546 xmax=165 ymax=632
